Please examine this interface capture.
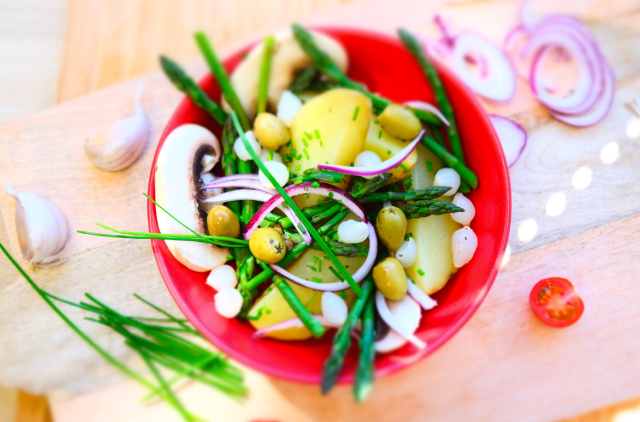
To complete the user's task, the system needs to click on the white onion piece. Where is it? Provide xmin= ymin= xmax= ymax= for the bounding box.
xmin=433 ymin=168 xmax=461 ymax=196
xmin=206 ymin=265 xmax=238 ymax=290
xmin=395 ymin=237 xmax=417 ymax=268
xmin=258 ymin=161 xmax=289 ymax=189
xmin=452 ymin=226 xmax=478 ymax=268
xmin=354 ymin=151 xmax=382 ymax=179
xmin=252 ymin=315 xmax=338 ymax=339
xmin=404 ymin=101 xmax=450 ymax=126
xmin=337 ymin=220 xmax=369 ymax=244
xmin=277 ymin=90 xmax=303 ymax=126
xmin=201 ymin=154 xmax=216 ymax=173
xmin=259 ymin=148 xmax=283 ymax=164
xmin=451 ymin=193 xmax=476 ymax=225
xmin=318 ymin=130 xmax=424 ymax=177
xmin=453 ymin=31 xmax=516 ymax=102
xmin=406 ymin=276 xmax=438 ymax=310
xmin=322 ymin=292 xmax=348 ymax=326
xmin=244 ymin=182 xmax=366 ymax=240
xmin=489 ymin=115 xmax=528 ymax=167
xmin=270 ymin=222 xmax=377 ymax=291
xmin=375 ymin=291 xmax=425 ymax=350
xmin=233 ymin=130 xmax=262 ymax=161
xmin=202 ymin=189 xmax=272 ymax=204
xmin=214 ymin=288 xmax=243 ymax=318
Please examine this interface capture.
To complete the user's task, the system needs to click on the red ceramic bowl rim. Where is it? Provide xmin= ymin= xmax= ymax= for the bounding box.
xmin=147 ymin=26 xmax=511 ymax=383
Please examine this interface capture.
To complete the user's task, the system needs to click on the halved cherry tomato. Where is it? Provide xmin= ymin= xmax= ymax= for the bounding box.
xmin=529 ymin=277 xmax=584 ymax=328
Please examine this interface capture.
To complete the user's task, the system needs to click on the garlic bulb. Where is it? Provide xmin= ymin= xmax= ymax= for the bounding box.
xmin=6 ymin=184 xmax=68 ymax=265
xmin=84 ymin=86 xmax=149 ymax=171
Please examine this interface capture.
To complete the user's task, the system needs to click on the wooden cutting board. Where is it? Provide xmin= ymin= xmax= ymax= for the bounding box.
xmin=2 ymin=0 xmax=640 ymax=421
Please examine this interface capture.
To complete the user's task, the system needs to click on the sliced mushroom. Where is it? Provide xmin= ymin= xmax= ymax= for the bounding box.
xmin=155 ymin=124 xmax=228 ymax=272
xmin=222 ymin=30 xmax=348 ymax=119
xmin=374 ymin=295 xmax=422 ymax=353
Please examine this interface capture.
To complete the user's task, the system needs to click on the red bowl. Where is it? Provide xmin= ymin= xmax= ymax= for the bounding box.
xmin=147 ymin=28 xmax=511 ymax=384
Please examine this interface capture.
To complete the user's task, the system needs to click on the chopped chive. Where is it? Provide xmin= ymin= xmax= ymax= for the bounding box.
xmin=350 ymin=162 xmax=354 ymax=167
xmin=329 ymin=266 xmax=344 ymax=281
xmin=320 ymin=140 xmax=324 ymax=147
xmin=378 ymin=130 xmax=383 ymax=139
xmin=294 ymin=179 xmax=304 ymax=185
xmin=295 ymin=164 xmax=301 ymax=171
xmin=304 ymin=193 xmax=309 ymax=198
xmin=302 ymin=138 xmax=309 ymax=148
xmin=307 ymin=265 xmax=318 ymax=272
xmin=297 ymin=154 xmax=303 ymax=160
xmin=312 ymin=277 xmax=323 ymax=283
xmin=268 ymin=150 xmax=273 ymax=161
xmin=404 ymin=232 xmax=413 ymax=240
xmin=328 ymin=192 xmax=334 ymax=199
xmin=226 ymin=255 xmax=234 ymax=260
xmin=338 ymin=291 xmax=347 ymax=299
xmin=399 ymin=163 xmax=409 ymax=171
xmin=314 ymin=129 xmax=321 ymax=139
xmin=352 ymin=106 xmax=360 ymax=121
xmin=303 ymin=149 xmax=310 ymax=160
xmin=311 ymin=256 xmax=319 ymax=264
xmin=318 ymin=199 xmax=325 ymax=205
xmin=286 ymin=140 xmax=292 ymax=147
xmin=304 ymin=131 xmax=313 ymax=140
xmin=311 ymin=181 xmax=320 ymax=188
xmin=417 ymin=269 xmax=425 ymax=276
xmin=298 ymin=223 xmax=307 ymax=234
xmin=318 ymin=258 xmax=322 ymax=272
xmin=387 ymin=150 xmax=392 ymax=155
xmin=427 ymin=161 xmax=433 ymax=172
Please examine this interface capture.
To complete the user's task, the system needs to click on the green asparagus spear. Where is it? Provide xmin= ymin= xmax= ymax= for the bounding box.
xmin=257 ymin=36 xmax=275 ymax=115
xmin=421 ymin=135 xmax=478 ymax=188
xmin=285 ymin=231 xmax=368 ymax=257
xmin=160 ymin=56 xmax=227 ymax=125
xmin=273 ymin=275 xmax=326 ymax=338
xmin=358 ymin=186 xmax=451 ymax=203
xmin=291 ymin=24 xmax=442 ymax=126
xmin=321 ymin=279 xmax=374 ymax=393
xmin=290 ymin=168 xmax=345 ymax=185
xmin=194 ymin=32 xmax=251 ymax=131
xmin=350 ymin=173 xmax=393 ymax=198
xmin=288 ymin=66 xmax=319 ymax=94
xmin=354 ymin=290 xmax=376 ymax=402
xmin=397 ymin=29 xmax=464 ymax=164
xmin=401 ymin=200 xmax=465 ymax=218
xmin=220 ymin=116 xmax=241 ymax=219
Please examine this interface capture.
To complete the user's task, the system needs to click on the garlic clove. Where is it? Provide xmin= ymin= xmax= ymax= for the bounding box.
xmin=84 ymin=86 xmax=149 ymax=171
xmin=6 ymin=183 xmax=68 ymax=265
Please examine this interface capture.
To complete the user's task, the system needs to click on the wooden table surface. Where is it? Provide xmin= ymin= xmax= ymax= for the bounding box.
xmin=2 ymin=0 xmax=640 ymax=421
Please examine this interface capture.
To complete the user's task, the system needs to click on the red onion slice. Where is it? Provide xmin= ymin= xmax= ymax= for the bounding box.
xmin=252 ymin=314 xmax=338 ymax=339
xmin=519 ymin=0 xmax=544 ymax=31
xmin=406 ymin=278 xmax=438 ymax=310
xmin=452 ymin=31 xmax=516 ymax=102
xmin=504 ymin=25 xmax=531 ymax=80
xmin=404 ymin=101 xmax=449 ymax=126
xmin=270 ymin=222 xmax=377 ymax=290
xmin=202 ymin=189 xmax=272 ymax=204
xmin=318 ymin=130 xmax=424 ymax=177
xmin=488 ymin=115 xmax=528 ymax=167
xmin=375 ymin=291 xmax=426 ymax=349
xmin=550 ymin=61 xmax=614 ymax=127
xmin=434 ymin=14 xmax=456 ymax=48
xmin=206 ymin=178 xmax=274 ymax=194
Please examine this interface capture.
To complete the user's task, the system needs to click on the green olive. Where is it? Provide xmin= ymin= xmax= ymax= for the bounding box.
xmin=249 ymin=227 xmax=286 ymax=264
xmin=206 ymin=206 xmax=240 ymax=238
xmin=376 ymin=206 xmax=407 ymax=251
xmin=373 ymin=257 xmax=407 ymax=300
xmin=254 ymin=113 xmax=290 ymax=150
xmin=378 ymin=104 xmax=422 ymax=140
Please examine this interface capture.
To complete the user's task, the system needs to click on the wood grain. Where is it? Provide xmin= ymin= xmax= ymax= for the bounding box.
xmin=1 ymin=0 xmax=640 ymax=421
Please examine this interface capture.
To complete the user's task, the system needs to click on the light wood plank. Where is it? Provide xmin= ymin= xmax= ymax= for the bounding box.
xmin=15 ymin=391 xmax=52 ymax=422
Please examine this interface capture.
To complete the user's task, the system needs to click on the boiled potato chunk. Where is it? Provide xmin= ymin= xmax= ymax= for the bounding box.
xmin=404 ymin=144 xmax=461 ymax=294
xmin=281 ymin=88 xmax=372 ymax=190
xmin=364 ymin=119 xmax=418 ymax=184
xmin=248 ymin=248 xmax=361 ymax=340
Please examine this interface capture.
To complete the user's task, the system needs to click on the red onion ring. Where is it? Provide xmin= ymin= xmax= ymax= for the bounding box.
xmin=375 ymin=291 xmax=426 ymax=349
xmin=434 ymin=14 xmax=456 ymax=48
xmin=488 ymin=115 xmax=528 ymax=167
xmin=270 ymin=222 xmax=377 ymax=291
xmin=252 ymin=315 xmax=339 ymax=339
xmin=318 ymin=130 xmax=424 ymax=177
xmin=206 ymin=177 xmax=273 ymax=194
xmin=504 ymin=25 xmax=531 ymax=80
xmin=202 ymin=189 xmax=272 ymax=204
xmin=406 ymin=278 xmax=438 ymax=310
xmin=452 ymin=31 xmax=516 ymax=102
xmin=404 ymin=101 xmax=450 ymax=126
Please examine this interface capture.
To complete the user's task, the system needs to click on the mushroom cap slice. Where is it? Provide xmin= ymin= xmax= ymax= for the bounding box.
xmin=155 ymin=124 xmax=228 ymax=272
xmin=222 ymin=30 xmax=349 ymax=119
